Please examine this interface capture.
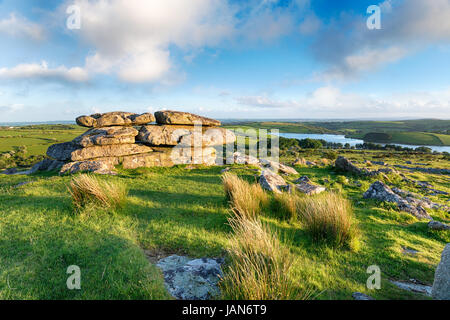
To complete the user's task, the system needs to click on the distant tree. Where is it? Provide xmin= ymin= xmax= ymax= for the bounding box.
xmin=299 ymin=138 xmax=322 ymax=149
xmin=415 ymin=146 xmax=432 ymax=153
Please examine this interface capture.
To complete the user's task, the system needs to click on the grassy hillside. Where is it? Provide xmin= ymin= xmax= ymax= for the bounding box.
xmin=1 ymin=157 xmax=449 ymax=299
xmin=0 ymin=125 xmax=85 ymax=156
xmin=226 ymin=120 xmax=450 ymax=146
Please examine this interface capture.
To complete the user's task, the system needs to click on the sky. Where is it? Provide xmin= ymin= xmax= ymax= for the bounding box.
xmin=0 ymin=0 xmax=449 ymax=122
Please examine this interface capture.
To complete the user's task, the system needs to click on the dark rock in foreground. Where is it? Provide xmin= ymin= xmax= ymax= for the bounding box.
xmin=432 ymin=243 xmax=450 ymax=300
xmin=156 ymin=255 xmax=223 ymax=300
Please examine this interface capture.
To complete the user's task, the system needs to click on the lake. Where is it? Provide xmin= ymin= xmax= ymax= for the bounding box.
xmin=278 ymin=133 xmax=450 ymax=153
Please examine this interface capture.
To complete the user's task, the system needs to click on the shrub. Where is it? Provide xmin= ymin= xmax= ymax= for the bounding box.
xmin=220 ymin=210 xmax=310 ymax=300
xmin=68 ymin=174 xmax=128 ymax=211
xmin=296 ymin=192 xmax=359 ymax=249
xmin=322 ymin=150 xmax=338 ymax=160
xmin=221 ymin=173 xmax=269 ymax=219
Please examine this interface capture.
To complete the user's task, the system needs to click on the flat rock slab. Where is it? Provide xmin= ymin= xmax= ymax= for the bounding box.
xmin=70 ymin=144 xmax=153 ymax=161
xmin=227 ymin=152 xmax=259 ymax=165
xmin=259 ymin=170 xmax=286 ymax=193
xmin=259 ymin=159 xmax=298 ymax=175
xmin=122 ymin=147 xmax=217 ymax=169
xmin=156 ymin=255 xmax=223 ymax=300
xmin=389 ymin=279 xmax=432 ymax=296
xmin=352 ymin=292 xmax=375 ymax=300
xmin=295 ymin=181 xmax=326 ymax=195
xmin=73 ymin=126 xmax=138 ymax=147
xmin=432 ymin=243 xmax=450 ymax=300
xmin=60 ymin=160 xmax=117 ymax=175
xmin=155 ymin=110 xmax=221 ymax=126
xmin=138 ymin=125 xmax=235 ymax=146
xmin=76 ymin=112 xmax=155 ymax=128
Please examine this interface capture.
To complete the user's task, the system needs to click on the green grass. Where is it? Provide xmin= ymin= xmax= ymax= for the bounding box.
xmin=0 ymin=126 xmax=85 ymax=156
xmin=0 ymin=159 xmax=448 ymax=299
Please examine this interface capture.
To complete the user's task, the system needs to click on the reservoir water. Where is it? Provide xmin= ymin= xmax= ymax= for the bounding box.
xmin=278 ymin=133 xmax=450 ymax=153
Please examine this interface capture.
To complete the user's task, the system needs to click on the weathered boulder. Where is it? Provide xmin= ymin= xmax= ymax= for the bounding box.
xmin=154 ymin=110 xmax=221 ymax=126
xmin=60 ymin=160 xmax=116 ymax=175
xmin=259 ymin=159 xmax=298 ymax=175
xmin=292 ymin=158 xmax=306 ymax=166
xmin=364 ymin=181 xmax=431 ymax=219
xmin=156 ymin=255 xmax=223 ymax=300
xmin=227 ymin=152 xmax=259 ymax=165
xmin=76 ymin=111 xmax=155 ymax=128
xmin=69 ymin=143 xmax=153 ymax=161
xmin=294 ymin=175 xmax=311 ymax=183
xmin=259 ymin=170 xmax=286 ymax=193
xmin=47 ymin=142 xmax=80 ymax=161
xmin=122 ymin=147 xmax=216 ymax=169
xmin=335 ymin=156 xmax=370 ymax=175
xmin=428 ymin=221 xmax=450 ymax=231
xmin=295 ymin=181 xmax=326 ymax=195
xmin=30 ymin=159 xmax=64 ymax=173
xmin=363 ymin=181 xmax=402 ymax=203
xmin=432 ymin=244 xmax=450 ymax=300
xmin=73 ymin=126 xmax=138 ymax=147
xmin=138 ymin=125 xmax=235 ymax=146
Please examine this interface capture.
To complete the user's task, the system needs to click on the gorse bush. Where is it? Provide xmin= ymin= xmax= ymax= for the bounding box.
xmin=221 ymin=173 xmax=269 ymax=219
xmin=220 ymin=209 xmax=310 ymax=300
xmin=68 ymin=174 xmax=128 ymax=211
xmin=296 ymin=192 xmax=359 ymax=249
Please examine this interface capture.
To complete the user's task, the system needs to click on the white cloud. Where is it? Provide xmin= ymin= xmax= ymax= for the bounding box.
xmin=312 ymin=0 xmax=450 ymax=80
xmin=0 ymin=13 xmax=45 ymax=41
xmin=71 ymin=0 xmax=236 ymax=83
xmin=235 ymin=86 xmax=450 ymax=118
xmin=0 ymin=61 xmax=89 ymax=83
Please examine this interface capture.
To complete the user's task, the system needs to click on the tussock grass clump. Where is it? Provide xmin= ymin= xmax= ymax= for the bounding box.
xmin=69 ymin=174 xmax=128 ymax=210
xmin=296 ymin=192 xmax=359 ymax=249
xmin=272 ymin=192 xmax=298 ymax=221
xmin=221 ymin=173 xmax=269 ymax=219
xmin=220 ymin=210 xmax=310 ymax=300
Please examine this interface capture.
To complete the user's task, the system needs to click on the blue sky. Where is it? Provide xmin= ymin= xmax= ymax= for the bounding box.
xmin=0 ymin=0 xmax=449 ymax=122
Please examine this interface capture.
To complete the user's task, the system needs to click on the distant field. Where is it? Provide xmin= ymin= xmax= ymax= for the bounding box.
xmin=0 ymin=125 xmax=85 ymax=156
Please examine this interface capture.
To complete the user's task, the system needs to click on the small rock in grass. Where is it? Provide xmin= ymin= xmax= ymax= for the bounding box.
xmin=156 ymin=255 xmax=223 ymax=300
xmin=428 ymin=221 xmax=450 ymax=231
xmin=352 ymin=292 xmax=375 ymax=300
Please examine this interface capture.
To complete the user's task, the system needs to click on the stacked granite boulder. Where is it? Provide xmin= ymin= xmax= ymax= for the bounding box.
xmin=38 ymin=110 xmax=236 ymax=175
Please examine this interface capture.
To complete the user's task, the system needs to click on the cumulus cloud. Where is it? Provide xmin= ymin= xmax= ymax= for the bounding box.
xmin=70 ymin=0 xmax=236 ymax=83
xmin=312 ymin=0 xmax=450 ymax=80
xmin=0 ymin=61 xmax=89 ymax=83
xmin=0 ymin=13 xmax=45 ymax=41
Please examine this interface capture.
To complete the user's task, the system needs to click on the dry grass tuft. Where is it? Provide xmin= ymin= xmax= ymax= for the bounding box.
xmin=272 ymin=192 xmax=298 ymax=221
xmin=220 ymin=209 xmax=310 ymax=300
xmin=296 ymin=192 xmax=359 ymax=249
xmin=221 ymin=173 xmax=269 ymax=219
xmin=68 ymin=174 xmax=128 ymax=211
